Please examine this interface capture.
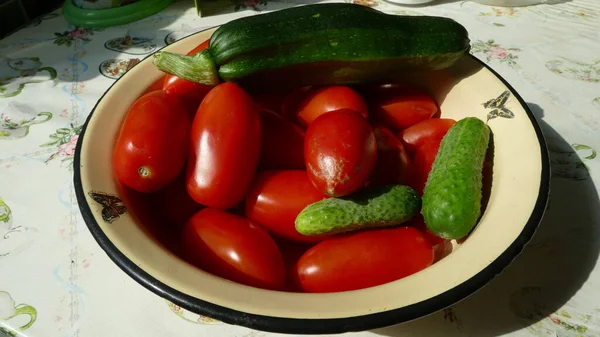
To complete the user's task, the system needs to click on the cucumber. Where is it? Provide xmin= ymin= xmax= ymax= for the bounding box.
xmin=295 ymin=184 xmax=421 ymax=236
xmin=421 ymin=117 xmax=491 ymax=240
xmin=153 ymin=3 xmax=470 ymax=88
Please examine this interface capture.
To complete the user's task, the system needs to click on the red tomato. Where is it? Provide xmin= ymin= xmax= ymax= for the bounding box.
xmin=407 ymin=214 xmax=447 ymax=246
xmin=186 ymin=82 xmax=262 ymax=209
xmin=113 ymin=90 xmax=191 ymax=193
xmin=410 ymin=140 xmax=442 ymax=195
xmin=296 ymin=86 xmax=369 ymax=127
xmin=162 ymin=40 xmax=212 ymax=117
xmin=305 ymin=109 xmax=377 ymax=197
xmin=259 ymin=110 xmax=305 ymax=170
xmin=399 ymin=118 xmax=456 ymax=153
xmin=295 ymin=226 xmax=434 ymax=293
xmin=182 ymin=208 xmax=286 ymax=290
xmin=367 ymin=125 xmax=412 ymax=187
xmin=150 ymin=172 xmax=203 ymax=228
xmin=245 ymin=170 xmax=329 ymax=244
xmin=369 ymin=86 xmax=438 ymax=131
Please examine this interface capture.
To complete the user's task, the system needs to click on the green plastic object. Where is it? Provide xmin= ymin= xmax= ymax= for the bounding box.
xmin=63 ymin=0 xmax=173 ymax=29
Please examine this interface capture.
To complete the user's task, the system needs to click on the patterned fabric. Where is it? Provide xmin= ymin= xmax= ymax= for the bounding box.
xmin=0 ymin=0 xmax=599 ymax=336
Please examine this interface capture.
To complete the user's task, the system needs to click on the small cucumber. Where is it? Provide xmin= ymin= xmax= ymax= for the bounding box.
xmin=295 ymin=184 xmax=421 ymax=236
xmin=421 ymin=117 xmax=491 ymax=240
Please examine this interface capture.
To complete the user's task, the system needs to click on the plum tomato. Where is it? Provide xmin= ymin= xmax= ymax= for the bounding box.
xmin=366 ymin=125 xmax=412 ymax=187
xmin=304 ymin=109 xmax=377 ymax=197
xmin=410 ymin=140 xmax=442 ymax=195
xmin=295 ymin=86 xmax=369 ymax=127
xmin=113 ymin=90 xmax=191 ymax=193
xmin=245 ymin=170 xmax=329 ymax=244
xmin=399 ymin=118 xmax=456 ymax=154
xmin=182 ymin=208 xmax=286 ymax=290
xmin=186 ymin=82 xmax=262 ymax=209
xmin=162 ymin=39 xmax=212 ymax=117
xmin=259 ymin=110 xmax=305 ymax=170
xmin=369 ymin=85 xmax=438 ymax=131
xmin=294 ymin=226 xmax=434 ymax=293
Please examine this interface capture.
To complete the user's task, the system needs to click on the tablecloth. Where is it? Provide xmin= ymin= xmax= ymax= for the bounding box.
xmin=1 ymin=0 xmax=599 ymax=336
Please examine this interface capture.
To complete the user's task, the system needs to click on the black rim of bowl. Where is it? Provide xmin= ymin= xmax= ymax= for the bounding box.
xmin=73 ymin=28 xmax=551 ymax=335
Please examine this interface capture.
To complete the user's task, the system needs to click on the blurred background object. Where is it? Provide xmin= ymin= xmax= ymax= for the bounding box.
xmin=470 ymin=0 xmax=548 ymax=6
xmin=0 ymin=0 xmax=63 ymax=38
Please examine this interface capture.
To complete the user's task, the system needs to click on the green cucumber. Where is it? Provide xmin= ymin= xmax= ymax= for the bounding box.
xmin=295 ymin=184 xmax=421 ymax=236
xmin=153 ymin=3 xmax=470 ymax=88
xmin=421 ymin=117 xmax=491 ymax=240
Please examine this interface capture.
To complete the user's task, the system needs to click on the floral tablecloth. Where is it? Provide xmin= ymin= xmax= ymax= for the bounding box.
xmin=1 ymin=0 xmax=599 ymax=336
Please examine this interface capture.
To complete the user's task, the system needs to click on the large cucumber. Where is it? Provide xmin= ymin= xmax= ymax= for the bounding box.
xmin=153 ymin=3 xmax=470 ymax=88
xmin=421 ymin=117 xmax=491 ymax=240
xmin=295 ymin=184 xmax=421 ymax=236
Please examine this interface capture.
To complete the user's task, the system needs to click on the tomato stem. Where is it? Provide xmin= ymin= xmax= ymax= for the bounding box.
xmin=138 ymin=166 xmax=151 ymax=178
xmin=153 ymin=50 xmax=220 ymax=86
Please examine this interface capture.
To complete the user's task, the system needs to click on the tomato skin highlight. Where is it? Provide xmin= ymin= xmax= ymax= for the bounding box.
xmin=112 ymin=90 xmax=191 ymax=193
xmin=369 ymin=86 xmax=438 ymax=131
xmin=399 ymin=118 xmax=456 ymax=154
xmin=295 ymin=226 xmax=434 ymax=293
xmin=162 ymin=40 xmax=211 ymax=116
xmin=245 ymin=170 xmax=329 ymax=244
xmin=259 ymin=110 xmax=306 ymax=170
xmin=296 ymin=86 xmax=369 ymax=127
xmin=186 ymin=82 xmax=262 ymax=209
xmin=182 ymin=208 xmax=286 ymax=290
xmin=304 ymin=109 xmax=377 ymax=197
xmin=367 ymin=125 xmax=412 ymax=187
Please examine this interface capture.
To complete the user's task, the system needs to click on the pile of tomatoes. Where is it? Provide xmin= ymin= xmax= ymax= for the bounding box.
xmin=112 ymin=40 xmax=460 ymax=293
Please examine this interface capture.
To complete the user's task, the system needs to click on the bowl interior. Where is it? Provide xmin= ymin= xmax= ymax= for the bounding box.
xmin=76 ymin=28 xmax=545 ymax=321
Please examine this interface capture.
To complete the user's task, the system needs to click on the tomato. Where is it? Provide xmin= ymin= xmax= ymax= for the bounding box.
xmin=410 ymin=140 xmax=442 ymax=195
xmin=245 ymin=170 xmax=329 ymax=244
xmin=181 ymin=208 xmax=286 ymax=290
xmin=162 ymin=39 xmax=212 ymax=117
xmin=259 ymin=110 xmax=305 ymax=170
xmin=186 ymin=82 xmax=262 ymax=209
xmin=150 ymin=172 xmax=203 ymax=228
xmin=294 ymin=226 xmax=434 ymax=293
xmin=407 ymin=214 xmax=447 ymax=246
xmin=366 ymin=125 xmax=412 ymax=187
xmin=295 ymin=86 xmax=368 ymax=127
xmin=369 ymin=85 xmax=438 ymax=131
xmin=399 ymin=118 xmax=456 ymax=154
xmin=304 ymin=109 xmax=377 ymax=197
xmin=113 ymin=90 xmax=191 ymax=193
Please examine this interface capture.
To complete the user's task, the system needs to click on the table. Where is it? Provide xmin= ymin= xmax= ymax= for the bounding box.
xmin=1 ymin=0 xmax=599 ymax=336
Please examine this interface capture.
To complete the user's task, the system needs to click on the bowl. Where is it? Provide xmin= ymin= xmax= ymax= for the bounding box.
xmin=73 ymin=27 xmax=550 ymax=334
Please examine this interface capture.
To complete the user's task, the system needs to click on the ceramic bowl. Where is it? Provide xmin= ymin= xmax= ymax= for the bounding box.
xmin=74 ymin=27 xmax=550 ymax=334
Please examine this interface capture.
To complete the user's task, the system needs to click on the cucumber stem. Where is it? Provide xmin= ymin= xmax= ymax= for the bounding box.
xmin=153 ymin=49 xmax=220 ymax=86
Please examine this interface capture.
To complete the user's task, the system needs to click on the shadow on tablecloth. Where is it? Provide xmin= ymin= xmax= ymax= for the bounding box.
xmin=374 ymin=102 xmax=600 ymax=336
